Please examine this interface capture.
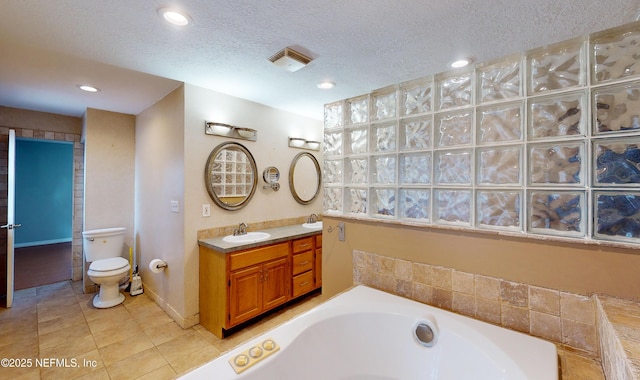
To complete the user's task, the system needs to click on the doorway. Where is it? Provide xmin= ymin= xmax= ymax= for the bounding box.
xmin=14 ymin=138 xmax=74 ymax=290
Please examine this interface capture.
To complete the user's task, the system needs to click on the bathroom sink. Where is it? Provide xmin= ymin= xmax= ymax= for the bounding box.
xmin=223 ymin=231 xmax=271 ymax=244
xmin=302 ymin=221 xmax=323 ymax=229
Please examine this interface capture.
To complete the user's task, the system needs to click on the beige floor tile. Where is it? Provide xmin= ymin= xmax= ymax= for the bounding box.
xmin=91 ymin=318 xmax=142 ymax=348
xmin=0 ymin=366 xmax=41 ymax=380
xmin=83 ymin=303 xmax=130 ymax=323
xmin=134 ymin=307 xmax=174 ymax=331
xmin=0 ymin=317 xmax=38 ymax=341
xmin=39 ymin=322 xmax=92 ymax=350
xmin=98 ymin=330 xmax=155 ymax=366
xmin=0 ymin=327 xmax=38 ymax=352
xmin=214 ymin=328 xmax=256 ymax=354
xmin=37 ymin=309 xmax=86 ymax=335
xmin=135 ymin=364 xmax=177 ymax=380
xmin=0 ymin=338 xmax=39 ymax=358
xmin=193 ymin=324 xmax=223 ymax=346
xmin=144 ymin=319 xmax=191 ymax=346
xmin=39 ymin=334 xmax=97 ymax=358
xmin=39 ymin=348 xmax=104 ymax=380
xmin=156 ymin=330 xmax=211 ymax=364
xmin=106 ymin=347 xmax=169 ymax=380
xmin=169 ymin=345 xmax=220 ymax=375
xmin=73 ymin=367 xmax=111 ymax=380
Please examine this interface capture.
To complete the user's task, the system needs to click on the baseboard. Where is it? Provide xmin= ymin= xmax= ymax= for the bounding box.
xmin=142 ymin=282 xmax=199 ymax=329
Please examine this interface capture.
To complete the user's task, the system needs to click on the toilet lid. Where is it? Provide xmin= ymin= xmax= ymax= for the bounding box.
xmin=89 ymin=257 xmax=129 ymax=272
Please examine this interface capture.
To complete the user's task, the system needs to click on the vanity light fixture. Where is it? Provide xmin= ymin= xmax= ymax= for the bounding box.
xmin=158 ymin=7 xmax=192 ymax=26
xmin=77 ymin=85 xmax=100 ymax=93
xmin=288 ymin=137 xmax=321 ymax=151
xmin=205 ymin=121 xmax=257 ymax=141
xmin=450 ymin=58 xmax=473 ymax=68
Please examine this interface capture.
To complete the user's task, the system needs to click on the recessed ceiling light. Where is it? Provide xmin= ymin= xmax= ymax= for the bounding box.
xmin=450 ymin=58 xmax=473 ymax=68
xmin=317 ymin=81 xmax=336 ymax=89
xmin=158 ymin=7 xmax=192 ymax=26
xmin=77 ymin=85 xmax=100 ymax=93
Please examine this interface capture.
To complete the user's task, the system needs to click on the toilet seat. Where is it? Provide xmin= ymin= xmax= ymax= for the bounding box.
xmin=88 ymin=257 xmax=130 ymax=277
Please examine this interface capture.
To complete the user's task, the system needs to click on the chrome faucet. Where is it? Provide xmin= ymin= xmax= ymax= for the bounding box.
xmin=307 ymin=213 xmax=318 ymax=224
xmin=233 ymin=222 xmax=248 ymax=236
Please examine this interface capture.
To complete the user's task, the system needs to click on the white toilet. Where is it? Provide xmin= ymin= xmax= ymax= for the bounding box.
xmin=82 ymin=227 xmax=131 ymax=308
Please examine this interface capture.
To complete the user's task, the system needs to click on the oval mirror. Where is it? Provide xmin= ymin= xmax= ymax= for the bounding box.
xmin=289 ymin=152 xmax=321 ymax=205
xmin=204 ymin=142 xmax=258 ymax=211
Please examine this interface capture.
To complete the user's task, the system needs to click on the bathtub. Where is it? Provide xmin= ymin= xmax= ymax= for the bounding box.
xmin=181 ymin=286 xmax=557 ymax=380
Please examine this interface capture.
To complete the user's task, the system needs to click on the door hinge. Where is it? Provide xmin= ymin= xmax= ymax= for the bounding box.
xmin=228 ymin=280 xmax=231 ymax=287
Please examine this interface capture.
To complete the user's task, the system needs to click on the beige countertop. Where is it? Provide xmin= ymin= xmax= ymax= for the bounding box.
xmin=198 ymin=224 xmax=322 ymax=253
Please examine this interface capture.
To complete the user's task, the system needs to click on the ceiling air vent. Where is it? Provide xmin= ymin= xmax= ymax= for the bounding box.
xmin=268 ymin=47 xmax=312 ymax=72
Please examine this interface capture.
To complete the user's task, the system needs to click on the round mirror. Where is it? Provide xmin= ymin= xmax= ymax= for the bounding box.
xmin=205 ymin=142 xmax=258 ymax=211
xmin=289 ymin=152 xmax=321 ymax=205
xmin=263 ymin=166 xmax=280 ymax=184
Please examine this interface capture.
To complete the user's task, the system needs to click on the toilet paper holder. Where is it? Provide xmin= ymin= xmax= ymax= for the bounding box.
xmin=153 ymin=261 xmax=167 ymax=269
xmin=149 ymin=258 xmax=168 ymax=273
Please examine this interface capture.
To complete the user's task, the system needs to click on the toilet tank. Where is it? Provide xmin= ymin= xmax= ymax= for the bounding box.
xmin=82 ymin=227 xmax=126 ymax=262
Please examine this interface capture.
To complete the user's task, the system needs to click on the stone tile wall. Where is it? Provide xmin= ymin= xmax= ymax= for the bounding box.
xmin=353 ymin=250 xmax=598 ymax=357
xmin=596 ymin=295 xmax=640 ymax=379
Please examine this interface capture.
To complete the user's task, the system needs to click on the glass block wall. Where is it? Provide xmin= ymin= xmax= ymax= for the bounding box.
xmin=323 ymin=21 xmax=640 ymax=245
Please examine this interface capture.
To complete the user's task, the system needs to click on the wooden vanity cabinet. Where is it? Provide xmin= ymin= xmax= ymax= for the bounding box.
xmin=199 ymin=232 xmax=321 ymax=338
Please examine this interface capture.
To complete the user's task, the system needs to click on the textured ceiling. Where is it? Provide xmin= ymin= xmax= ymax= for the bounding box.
xmin=1 ymin=0 xmax=639 ymax=120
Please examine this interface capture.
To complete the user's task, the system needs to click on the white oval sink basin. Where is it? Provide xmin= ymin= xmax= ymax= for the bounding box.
xmin=302 ymin=221 xmax=323 ymax=229
xmin=223 ymin=231 xmax=271 ymax=244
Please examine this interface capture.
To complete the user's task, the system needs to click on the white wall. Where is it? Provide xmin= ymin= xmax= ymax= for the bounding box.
xmin=134 ymin=86 xmax=186 ymax=322
xmin=83 ymin=108 xmax=135 ymax=248
xmin=134 ymin=83 xmax=322 ymax=326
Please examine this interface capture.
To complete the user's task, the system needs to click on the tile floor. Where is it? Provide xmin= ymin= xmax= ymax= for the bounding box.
xmin=0 ymin=281 xmax=322 ymax=380
xmin=0 ymin=280 xmax=604 ymax=379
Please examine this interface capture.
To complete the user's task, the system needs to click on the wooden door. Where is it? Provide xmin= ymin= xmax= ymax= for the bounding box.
xmin=228 ymin=265 xmax=262 ymax=327
xmin=262 ymin=257 xmax=289 ymax=311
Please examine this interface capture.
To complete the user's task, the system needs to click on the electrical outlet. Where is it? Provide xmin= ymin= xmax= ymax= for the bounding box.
xmin=170 ymin=200 xmax=179 ymax=213
xmin=202 ymin=204 xmax=211 ymax=217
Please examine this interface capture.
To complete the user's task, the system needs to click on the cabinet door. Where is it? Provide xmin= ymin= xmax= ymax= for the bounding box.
xmin=229 ymin=265 xmax=262 ymax=327
xmin=315 ymin=248 xmax=322 ymax=288
xmin=262 ymin=257 xmax=289 ymax=311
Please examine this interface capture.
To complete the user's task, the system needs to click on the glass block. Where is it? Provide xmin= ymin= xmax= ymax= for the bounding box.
xmin=528 ymin=91 xmax=586 ymax=139
xmin=595 ymin=191 xmax=640 ymax=241
xmin=594 ymin=137 xmax=640 ymax=186
xmin=345 ymin=187 xmax=368 ymax=214
xmin=593 ymin=81 xmax=640 ymax=134
xmin=476 ymin=191 xmax=521 ymax=229
xmin=323 ymin=130 xmax=343 ymax=157
xmin=476 ymin=102 xmax=523 ymax=144
xmin=400 ymin=116 xmax=432 ymax=151
xmin=529 ymin=142 xmax=584 ymax=185
xmin=527 ymin=39 xmax=585 ymax=95
xmin=371 ymin=188 xmax=396 ymax=218
xmin=477 ymin=57 xmax=522 ymax=103
xmin=323 ymin=159 xmax=343 ymax=185
xmin=528 ymin=191 xmax=585 ymax=237
xmin=436 ymin=110 xmax=472 ymax=147
xmin=435 ymin=149 xmax=472 ymax=185
xmin=400 ymin=77 xmax=432 ymax=116
xmin=346 ymin=96 xmax=369 ymax=125
xmin=323 ymin=187 xmax=343 ymax=214
xmin=591 ymin=23 xmax=640 ymax=84
xmin=370 ymin=155 xmax=396 ymax=184
xmin=324 ymin=101 xmax=343 ymax=130
xmin=346 ymin=158 xmax=368 ymax=185
xmin=435 ymin=189 xmax=471 ymax=225
xmin=436 ymin=71 xmax=473 ymax=110
xmin=400 ymin=152 xmax=431 ymax=184
xmin=477 ymin=146 xmax=522 ymax=185
xmin=345 ymin=127 xmax=368 ymax=155
xmin=372 ymin=86 xmax=397 ymax=121
xmin=399 ymin=188 xmax=430 ymax=222
xmin=371 ymin=122 xmax=397 ymax=153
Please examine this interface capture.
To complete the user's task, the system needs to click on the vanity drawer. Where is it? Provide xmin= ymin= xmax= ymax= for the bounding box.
xmin=292 ymin=251 xmax=313 ymax=275
xmin=229 ymin=242 xmax=289 ymax=271
xmin=292 ymin=237 xmax=313 ymax=254
xmin=292 ymin=271 xmax=314 ymax=298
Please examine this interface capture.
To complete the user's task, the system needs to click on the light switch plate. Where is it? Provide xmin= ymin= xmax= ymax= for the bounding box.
xmin=170 ymin=200 xmax=179 ymax=213
xmin=202 ymin=204 xmax=211 ymax=217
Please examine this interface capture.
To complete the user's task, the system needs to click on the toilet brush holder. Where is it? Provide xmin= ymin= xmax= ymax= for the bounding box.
xmin=130 ymin=265 xmax=143 ymax=296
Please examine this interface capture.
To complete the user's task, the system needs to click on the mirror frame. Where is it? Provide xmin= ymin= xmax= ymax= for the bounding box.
xmin=289 ymin=152 xmax=321 ymax=205
xmin=204 ymin=142 xmax=258 ymax=211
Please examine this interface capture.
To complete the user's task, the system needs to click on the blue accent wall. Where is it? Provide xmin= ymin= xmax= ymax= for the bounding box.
xmin=15 ymin=139 xmax=74 ymax=247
